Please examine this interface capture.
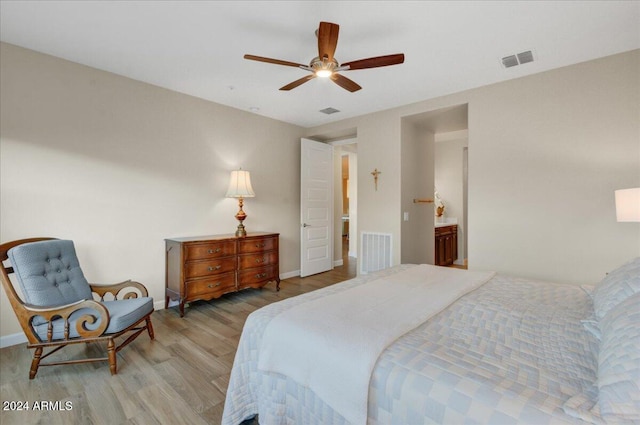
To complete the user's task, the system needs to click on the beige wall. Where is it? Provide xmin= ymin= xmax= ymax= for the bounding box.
xmin=307 ymin=49 xmax=640 ymax=284
xmin=400 ymin=120 xmax=434 ymax=264
xmin=342 ymin=113 xmax=404 ymax=267
xmin=0 ymin=43 xmax=304 ymax=340
xmin=2 ymin=42 xmax=639 ymax=342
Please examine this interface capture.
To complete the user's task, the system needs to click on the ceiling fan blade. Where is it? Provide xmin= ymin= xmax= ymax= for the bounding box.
xmin=330 ymin=73 xmax=362 ymax=92
xmin=244 ymin=54 xmax=306 ymax=68
xmin=317 ymin=21 xmax=339 ymax=61
xmin=280 ymin=74 xmax=316 ymax=91
xmin=342 ymin=54 xmax=405 ymax=70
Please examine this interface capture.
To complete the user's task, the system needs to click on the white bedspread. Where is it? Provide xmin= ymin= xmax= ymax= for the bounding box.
xmin=257 ymin=264 xmax=495 ymax=425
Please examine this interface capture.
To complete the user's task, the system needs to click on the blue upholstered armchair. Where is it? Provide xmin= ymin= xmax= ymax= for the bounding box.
xmin=0 ymin=238 xmax=154 ymax=379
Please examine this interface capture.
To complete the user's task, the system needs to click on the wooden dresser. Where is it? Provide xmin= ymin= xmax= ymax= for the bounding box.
xmin=435 ymin=224 xmax=458 ymax=266
xmin=165 ymin=232 xmax=280 ymax=316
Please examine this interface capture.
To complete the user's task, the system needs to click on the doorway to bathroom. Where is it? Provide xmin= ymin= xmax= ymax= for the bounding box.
xmin=400 ymin=103 xmax=468 ymax=268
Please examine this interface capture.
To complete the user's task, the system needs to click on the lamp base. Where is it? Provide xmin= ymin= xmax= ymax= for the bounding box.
xmin=235 ymin=223 xmax=247 ymax=238
xmin=234 ymin=197 xmax=248 ymax=237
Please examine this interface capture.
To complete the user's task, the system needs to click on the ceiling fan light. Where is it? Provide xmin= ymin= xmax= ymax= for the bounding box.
xmin=315 ymin=69 xmax=333 ymax=78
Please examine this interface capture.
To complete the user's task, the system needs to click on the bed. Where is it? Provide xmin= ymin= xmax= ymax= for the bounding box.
xmin=221 ymin=260 xmax=640 ymax=425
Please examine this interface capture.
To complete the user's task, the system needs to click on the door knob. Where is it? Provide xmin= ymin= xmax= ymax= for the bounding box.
xmin=303 ymin=223 xmax=311 ymax=227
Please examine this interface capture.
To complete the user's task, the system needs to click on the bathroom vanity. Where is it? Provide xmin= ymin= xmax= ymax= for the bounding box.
xmin=435 ymin=223 xmax=458 ymax=266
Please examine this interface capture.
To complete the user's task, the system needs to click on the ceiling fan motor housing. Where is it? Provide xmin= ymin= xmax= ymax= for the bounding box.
xmin=311 ymin=57 xmax=339 ymax=77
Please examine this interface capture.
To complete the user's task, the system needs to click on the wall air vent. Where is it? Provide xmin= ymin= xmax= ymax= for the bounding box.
xmin=319 ymin=107 xmax=340 ymax=115
xmin=361 ymin=232 xmax=392 ymax=274
xmin=501 ymin=50 xmax=534 ymax=68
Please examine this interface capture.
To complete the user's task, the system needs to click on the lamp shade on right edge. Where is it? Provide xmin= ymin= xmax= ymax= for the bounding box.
xmin=615 ymin=188 xmax=640 ymax=222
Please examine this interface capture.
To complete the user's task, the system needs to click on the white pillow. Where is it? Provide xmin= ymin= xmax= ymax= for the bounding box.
xmin=592 ymin=258 xmax=640 ymax=321
xmin=598 ymin=291 xmax=640 ymax=420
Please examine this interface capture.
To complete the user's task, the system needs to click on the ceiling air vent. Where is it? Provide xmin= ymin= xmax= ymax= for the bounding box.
xmin=319 ymin=107 xmax=340 ymax=115
xmin=501 ymin=55 xmax=519 ymax=68
xmin=501 ymin=50 xmax=534 ymax=68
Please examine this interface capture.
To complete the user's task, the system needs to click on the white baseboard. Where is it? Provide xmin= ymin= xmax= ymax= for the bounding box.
xmin=333 ymin=259 xmax=344 ymax=267
xmin=0 ymin=332 xmax=27 ymax=348
xmin=279 ymin=270 xmax=300 ymax=280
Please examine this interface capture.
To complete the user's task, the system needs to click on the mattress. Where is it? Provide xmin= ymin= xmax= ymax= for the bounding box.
xmin=222 ymin=265 xmax=600 ymax=425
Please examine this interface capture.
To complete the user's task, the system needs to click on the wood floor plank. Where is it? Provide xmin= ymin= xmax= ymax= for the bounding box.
xmin=152 ymin=358 xmax=224 ymax=413
xmin=136 ymin=383 xmax=209 ymax=425
xmin=108 ymin=376 xmax=157 ymax=421
xmin=83 ymin=381 xmax=128 ymax=424
xmin=0 ymin=248 xmax=356 ymax=425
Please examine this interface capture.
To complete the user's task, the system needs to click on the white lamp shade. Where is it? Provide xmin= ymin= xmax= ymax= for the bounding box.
xmin=226 ymin=170 xmax=255 ymax=198
xmin=615 ymin=187 xmax=640 ymax=222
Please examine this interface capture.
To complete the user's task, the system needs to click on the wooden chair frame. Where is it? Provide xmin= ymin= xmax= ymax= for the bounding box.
xmin=0 ymin=237 xmax=155 ymax=379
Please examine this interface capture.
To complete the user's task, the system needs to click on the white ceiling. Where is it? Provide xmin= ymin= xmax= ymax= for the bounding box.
xmin=1 ymin=1 xmax=638 ymax=128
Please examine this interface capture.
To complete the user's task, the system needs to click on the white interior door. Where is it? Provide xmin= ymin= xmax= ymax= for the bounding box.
xmin=300 ymin=138 xmax=333 ymax=277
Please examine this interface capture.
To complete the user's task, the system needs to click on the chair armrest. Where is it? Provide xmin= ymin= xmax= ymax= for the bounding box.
xmin=24 ymin=299 xmax=110 ymax=341
xmin=90 ymin=280 xmax=149 ymax=300
xmin=24 ymin=299 xmax=87 ymax=312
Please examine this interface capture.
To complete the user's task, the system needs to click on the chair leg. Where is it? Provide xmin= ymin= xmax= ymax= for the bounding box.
xmin=146 ymin=316 xmax=155 ymax=340
xmin=29 ymin=347 xmax=43 ymax=379
xmin=107 ymin=338 xmax=117 ymax=375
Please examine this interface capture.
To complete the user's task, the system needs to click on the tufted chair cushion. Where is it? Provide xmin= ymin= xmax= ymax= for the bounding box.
xmin=32 ymin=297 xmax=154 ymax=340
xmin=8 ymin=240 xmax=93 ymax=308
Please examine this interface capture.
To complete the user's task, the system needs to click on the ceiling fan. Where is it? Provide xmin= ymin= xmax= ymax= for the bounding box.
xmin=244 ymin=21 xmax=405 ymax=92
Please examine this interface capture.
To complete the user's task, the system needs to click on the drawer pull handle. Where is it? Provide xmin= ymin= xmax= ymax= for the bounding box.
xmin=255 ymin=243 xmax=266 ymax=248
xmin=207 ymin=282 xmax=222 ymax=288
xmin=208 ymin=248 xmax=221 ymax=254
xmin=255 ymin=257 xmax=266 ymax=263
xmin=256 ymin=273 xmax=267 ymax=278
xmin=208 ymin=265 xmax=222 ymax=271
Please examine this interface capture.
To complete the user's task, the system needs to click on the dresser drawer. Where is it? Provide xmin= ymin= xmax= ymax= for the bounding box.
xmin=238 ymin=265 xmax=278 ymax=288
xmin=185 ymin=241 xmax=236 ymax=261
xmin=185 ymin=257 xmax=236 ymax=279
xmin=238 ymin=251 xmax=278 ymax=270
xmin=238 ymin=236 xmax=277 ymax=254
xmin=185 ymin=272 xmax=236 ymax=299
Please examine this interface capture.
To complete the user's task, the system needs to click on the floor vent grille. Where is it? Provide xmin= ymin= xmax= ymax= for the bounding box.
xmin=361 ymin=232 xmax=392 ymax=274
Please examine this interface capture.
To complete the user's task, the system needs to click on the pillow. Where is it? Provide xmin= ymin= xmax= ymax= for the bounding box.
xmin=597 ymin=291 xmax=640 ymax=420
xmin=592 ymin=257 xmax=640 ymax=321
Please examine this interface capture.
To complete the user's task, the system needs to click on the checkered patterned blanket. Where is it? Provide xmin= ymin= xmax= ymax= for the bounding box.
xmin=222 ymin=265 xmax=599 ymax=425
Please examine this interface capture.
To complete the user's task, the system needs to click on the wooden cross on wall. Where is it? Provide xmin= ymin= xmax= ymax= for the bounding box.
xmin=371 ymin=168 xmax=381 ymax=191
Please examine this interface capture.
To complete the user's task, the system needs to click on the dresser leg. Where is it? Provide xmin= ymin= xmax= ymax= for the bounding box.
xmin=276 ymin=278 xmax=281 ymax=291
xmin=179 ymin=301 xmax=185 ymax=317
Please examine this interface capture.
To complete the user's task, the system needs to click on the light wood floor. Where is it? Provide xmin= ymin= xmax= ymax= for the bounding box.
xmin=0 ymin=252 xmax=356 ymax=425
